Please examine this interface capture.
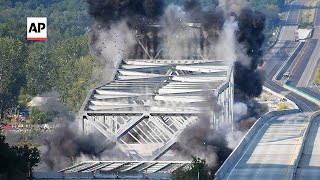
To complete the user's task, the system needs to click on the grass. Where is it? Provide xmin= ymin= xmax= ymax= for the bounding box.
xmin=298 ymin=1 xmax=319 ymax=29
xmin=278 ymin=102 xmax=289 ymax=110
xmin=314 ymin=66 xmax=320 ymax=84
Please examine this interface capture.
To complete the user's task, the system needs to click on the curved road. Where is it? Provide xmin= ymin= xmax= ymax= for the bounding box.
xmin=262 ymin=0 xmax=319 ymax=112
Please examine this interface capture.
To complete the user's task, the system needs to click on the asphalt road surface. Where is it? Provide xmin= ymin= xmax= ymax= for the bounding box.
xmin=277 ymin=1 xmax=305 ymax=44
xmin=294 ymin=114 xmax=320 ymax=180
xmin=225 ymin=113 xmax=310 ymax=180
xmin=298 ymin=2 xmax=320 ymax=87
xmin=299 ymin=87 xmax=320 ymax=101
xmin=262 ymin=0 xmax=319 ymax=112
xmin=289 ymin=39 xmax=318 ymax=86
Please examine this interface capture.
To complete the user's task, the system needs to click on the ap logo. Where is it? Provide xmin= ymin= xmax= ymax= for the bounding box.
xmin=27 ymin=17 xmax=47 ymax=40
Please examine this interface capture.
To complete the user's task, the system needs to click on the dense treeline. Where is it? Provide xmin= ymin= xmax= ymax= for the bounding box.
xmin=0 ymin=0 xmax=97 ymax=116
xmin=0 ymin=134 xmax=40 ymax=179
xmin=0 ymin=0 xmax=284 ymax=116
xmin=0 ymin=1 xmax=92 ymax=176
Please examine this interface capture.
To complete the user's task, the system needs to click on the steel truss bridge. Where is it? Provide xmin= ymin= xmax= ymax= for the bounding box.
xmin=60 ymin=161 xmax=190 ymax=174
xmin=33 ymin=161 xmax=190 ymax=179
xmin=79 ymin=57 xmax=234 ymax=161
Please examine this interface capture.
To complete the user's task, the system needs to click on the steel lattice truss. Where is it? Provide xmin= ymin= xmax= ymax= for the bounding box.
xmin=80 ymin=58 xmax=233 ymax=160
xmin=60 ymin=161 xmax=190 ymax=174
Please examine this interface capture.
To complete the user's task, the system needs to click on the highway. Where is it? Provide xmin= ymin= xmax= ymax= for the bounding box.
xmin=299 ymin=87 xmax=320 ymax=100
xmin=294 ymin=113 xmax=320 ymax=180
xmin=288 ymin=39 xmax=318 ymax=86
xmin=225 ymin=113 xmax=311 ymax=180
xmin=298 ymin=2 xmax=320 ymax=87
xmin=262 ymin=0 xmax=320 ymax=112
xmin=285 ymin=1 xmax=320 ymax=102
xmin=275 ymin=1 xmax=304 ymax=47
xmin=285 ymin=1 xmax=320 ymax=106
xmin=262 ymin=0 xmax=302 ymax=82
xmin=217 ymin=2 xmax=320 ymax=179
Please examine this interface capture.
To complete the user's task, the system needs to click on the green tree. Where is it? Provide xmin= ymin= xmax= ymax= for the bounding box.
xmin=11 ymin=145 xmax=41 ymax=177
xmin=0 ymin=20 xmax=25 ymax=40
xmin=50 ymin=36 xmax=97 ymax=111
xmin=278 ymin=102 xmax=288 ymax=110
xmin=173 ymin=157 xmax=210 ymax=180
xmin=29 ymin=107 xmax=47 ymax=124
xmin=0 ymin=0 xmax=95 ymax=116
xmin=314 ymin=67 xmax=320 ymax=84
xmin=25 ymin=42 xmax=53 ymax=96
xmin=65 ymin=55 xmax=98 ymax=111
xmin=0 ymin=134 xmax=40 ymax=179
xmin=0 ymin=134 xmax=10 ymax=176
xmin=18 ymin=90 xmax=33 ymax=109
xmin=0 ymin=37 xmax=26 ymax=119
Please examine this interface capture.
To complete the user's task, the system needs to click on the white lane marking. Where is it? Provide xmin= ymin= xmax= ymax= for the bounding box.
xmin=264 ymin=61 xmax=314 ymax=111
xmin=296 ymin=4 xmax=320 ymax=87
xmin=226 ymin=117 xmax=275 ymax=180
xmin=286 ymin=93 xmax=313 ymax=111
xmin=279 ymin=1 xmax=296 ymax=42
xmin=265 ymin=78 xmax=313 ymax=111
xmin=303 ymin=41 xmax=320 ymax=86
xmin=265 ymin=81 xmax=282 ymax=93
xmin=253 ymin=121 xmax=285 ymax=180
xmin=313 ymin=1 xmax=320 ymax=27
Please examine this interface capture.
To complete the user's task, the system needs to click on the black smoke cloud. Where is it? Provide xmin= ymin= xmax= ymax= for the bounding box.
xmin=43 ymin=117 xmax=105 ymax=170
xmin=87 ymin=0 xmax=165 ymax=26
xmin=235 ymin=8 xmax=266 ymax=98
xmin=180 ymin=1 xmax=266 ymax=99
xmin=183 ymin=0 xmax=224 ymax=26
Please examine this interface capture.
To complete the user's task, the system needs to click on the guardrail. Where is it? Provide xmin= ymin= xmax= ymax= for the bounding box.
xmin=292 ymin=110 xmax=320 ymax=179
xmin=283 ymin=83 xmax=320 ymax=106
xmin=214 ymin=109 xmax=299 ymax=180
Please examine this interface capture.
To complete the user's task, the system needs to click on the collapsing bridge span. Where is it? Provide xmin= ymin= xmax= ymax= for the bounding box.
xmin=80 ymin=58 xmax=234 ymax=160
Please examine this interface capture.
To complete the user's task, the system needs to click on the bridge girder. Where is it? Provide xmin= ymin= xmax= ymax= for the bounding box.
xmin=80 ymin=58 xmax=233 ymax=160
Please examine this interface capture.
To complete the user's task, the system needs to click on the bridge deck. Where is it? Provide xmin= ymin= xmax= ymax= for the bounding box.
xmin=83 ymin=59 xmax=230 ymax=113
xmin=225 ymin=113 xmax=310 ymax=180
xmin=81 ymin=58 xmax=233 ymax=160
xmin=295 ymin=114 xmax=320 ymax=180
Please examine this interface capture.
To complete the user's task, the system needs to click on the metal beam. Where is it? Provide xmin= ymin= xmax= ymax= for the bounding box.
xmin=81 ymin=56 xmax=234 ymax=160
xmin=85 ymin=111 xmax=201 ymax=116
xmin=152 ymin=137 xmax=177 ymax=160
xmin=116 ymin=115 xmax=147 ymax=140
xmin=84 ymin=118 xmax=116 ymax=142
